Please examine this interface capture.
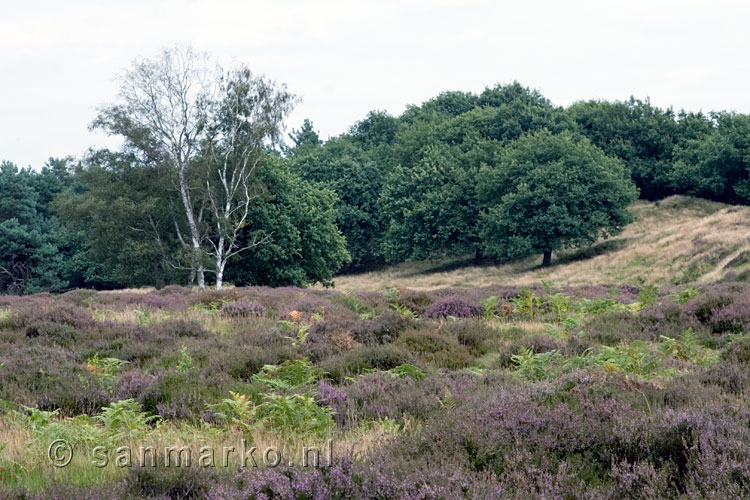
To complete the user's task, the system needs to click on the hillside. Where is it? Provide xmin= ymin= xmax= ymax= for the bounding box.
xmin=332 ymin=196 xmax=750 ymax=291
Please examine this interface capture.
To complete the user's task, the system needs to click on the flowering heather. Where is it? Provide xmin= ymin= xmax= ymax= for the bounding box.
xmin=219 ymin=299 xmax=266 ymax=318
xmin=423 ymin=296 xmax=481 ymax=318
xmin=0 ymin=284 xmax=748 ymax=498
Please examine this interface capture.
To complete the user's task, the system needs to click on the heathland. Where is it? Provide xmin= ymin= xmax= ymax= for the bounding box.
xmin=1 ymin=225 xmax=749 ymax=497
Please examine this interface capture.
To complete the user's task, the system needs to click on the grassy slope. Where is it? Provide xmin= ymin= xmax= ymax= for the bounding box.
xmin=332 ymin=195 xmax=750 ymax=291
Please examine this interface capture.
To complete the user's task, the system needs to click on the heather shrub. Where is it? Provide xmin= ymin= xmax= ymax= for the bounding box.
xmin=303 ymin=315 xmax=359 ymax=361
xmin=188 ymin=288 xmax=241 ymax=308
xmin=308 ymin=315 xmax=356 ymax=336
xmin=150 ymin=372 xmax=238 ymax=421
xmin=149 ymin=319 xmax=208 ymax=339
xmin=155 ymin=284 xmax=193 ymax=296
xmin=24 ymin=321 xmax=78 ymax=346
xmin=10 ymin=303 xmax=94 ymax=329
xmin=219 ymin=299 xmax=265 ymax=318
xmin=282 ymin=294 xmax=335 ymax=315
xmin=114 ymin=370 xmax=161 ymax=410
xmin=0 ymin=343 xmax=111 ymax=414
xmin=211 ymin=343 xmax=294 ymax=381
xmin=139 ymin=293 xmax=184 ymax=310
xmin=351 ymin=310 xmax=412 ymax=344
xmin=320 ymin=344 xmax=413 ymax=382
xmin=59 ymin=288 xmax=98 ymax=307
xmin=300 ymin=329 xmax=348 ymax=363
xmin=87 ymin=332 xmax=161 ymax=366
xmin=639 ymin=301 xmax=703 ymax=340
xmin=699 ymin=361 xmax=750 ymax=395
xmin=685 ymin=288 xmax=737 ymax=324
xmin=395 ymin=330 xmax=475 ymax=369
xmin=122 ymin=464 xmax=215 ymax=499
xmin=317 ymin=379 xmax=350 ymax=426
xmin=707 ymin=295 xmax=750 ymax=333
xmin=423 ymin=295 xmax=480 ymax=319
xmin=339 ymin=371 xmax=489 ymax=425
xmin=440 ymin=319 xmax=490 ymax=354
xmin=2 ymin=284 xmax=749 ymax=497
xmin=399 ymin=289 xmax=435 ymax=314
xmin=720 ymin=335 xmax=750 ymax=363
xmin=480 ymin=284 xmax=523 ymax=300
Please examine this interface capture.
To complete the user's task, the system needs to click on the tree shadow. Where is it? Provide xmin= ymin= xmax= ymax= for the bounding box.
xmin=406 ymin=238 xmax=630 ymax=276
xmin=403 ymin=256 xmax=505 ymax=277
xmin=551 ymin=238 xmax=630 ymax=267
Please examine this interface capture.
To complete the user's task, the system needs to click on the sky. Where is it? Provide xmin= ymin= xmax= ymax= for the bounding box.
xmin=2 ymin=0 xmax=750 ymax=169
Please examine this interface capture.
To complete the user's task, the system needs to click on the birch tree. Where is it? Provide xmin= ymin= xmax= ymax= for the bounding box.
xmin=92 ymin=45 xmax=214 ymax=290
xmin=203 ymin=67 xmax=295 ymax=289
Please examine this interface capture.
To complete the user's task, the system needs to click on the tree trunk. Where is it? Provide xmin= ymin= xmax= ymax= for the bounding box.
xmin=187 ymin=268 xmax=195 ymax=287
xmin=542 ymin=249 xmax=552 ymax=267
xmin=177 ymin=167 xmax=205 ymax=291
xmin=215 ymin=254 xmax=225 ymax=291
xmin=474 ymin=247 xmax=484 ymax=263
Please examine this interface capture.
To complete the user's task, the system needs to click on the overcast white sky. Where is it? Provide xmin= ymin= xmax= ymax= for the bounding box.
xmin=2 ymin=0 xmax=749 ymax=168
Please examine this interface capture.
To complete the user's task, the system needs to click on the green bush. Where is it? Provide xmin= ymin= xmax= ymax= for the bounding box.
xmin=396 ymin=330 xmax=475 ymax=369
xmin=320 ymin=345 xmax=413 ymax=382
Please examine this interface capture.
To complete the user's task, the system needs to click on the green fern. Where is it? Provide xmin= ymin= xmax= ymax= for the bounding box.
xmin=388 ymin=363 xmax=425 ymax=380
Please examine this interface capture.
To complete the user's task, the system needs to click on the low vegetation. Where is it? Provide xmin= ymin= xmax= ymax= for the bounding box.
xmin=0 ymin=281 xmax=748 ymax=498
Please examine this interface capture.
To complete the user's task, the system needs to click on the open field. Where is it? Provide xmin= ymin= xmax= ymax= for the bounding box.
xmin=0 ymin=280 xmax=748 ymax=498
xmin=332 ymin=196 xmax=750 ymax=291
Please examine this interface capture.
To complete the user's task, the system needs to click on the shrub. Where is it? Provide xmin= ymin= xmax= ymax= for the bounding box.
xmin=59 ymin=289 xmax=98 ymax=307
xmin=123 ymin=465 xmax=214 ymax=500
xmin=188 ymin=289 xmax=241 ymax=308
xmin=114 ymin=370 xmax=161 ymax=410
xmin=399 ymin=289 xmax=435 ymax=315
xmin=320 ymin=345 xmax=413 ymax=382
xmin=708 ymin=296 xmax=750 ymax=333
xmin=395 ymin=330 xmax=475 ymax=369
xmin=11 ymin=303 xmax=94 ymax=329
xmin=219 ymin=299 xmax=265 ymax=318
xmin=685 ymin=288 xmax=736 ymax=325
xmin=24 ymin=321 xmax=77 ymax=345
xmin=699 ymin=361 xmax=750 ymax=395
xmin=423 ymin=296 xmax=481 ymax=319
xmin=639 ymin=302 xmax=703 ymax=340
xmin=351 ymin=310 xmax=411 ymax=344
xmin=720 ymin=335 xmax=750 ymax=364
xmin=150 ymin=319 xmax=208 ymax=339
xmin=316 ymin=380 xmax=349 ymax=426
xmin=440 ymin=319 xmax=490 ymax=354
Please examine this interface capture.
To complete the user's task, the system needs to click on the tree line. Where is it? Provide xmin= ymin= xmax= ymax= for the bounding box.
xmin=2 ymin=46 xmax=750 ymax=293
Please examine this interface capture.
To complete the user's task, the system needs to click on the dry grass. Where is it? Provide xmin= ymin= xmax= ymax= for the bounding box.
xmin=0 ymin=418 xmax=406 ymax=489
xmin=329 ymin=196 xmax=750 ymax=291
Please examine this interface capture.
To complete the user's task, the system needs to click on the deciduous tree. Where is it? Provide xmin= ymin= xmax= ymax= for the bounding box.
xmin=478 ymin=131 xmax=638 ymax=266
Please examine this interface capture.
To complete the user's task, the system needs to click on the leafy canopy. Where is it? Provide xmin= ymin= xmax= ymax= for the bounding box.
xmin=478 ymin=130 xmax=638 ymax=265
